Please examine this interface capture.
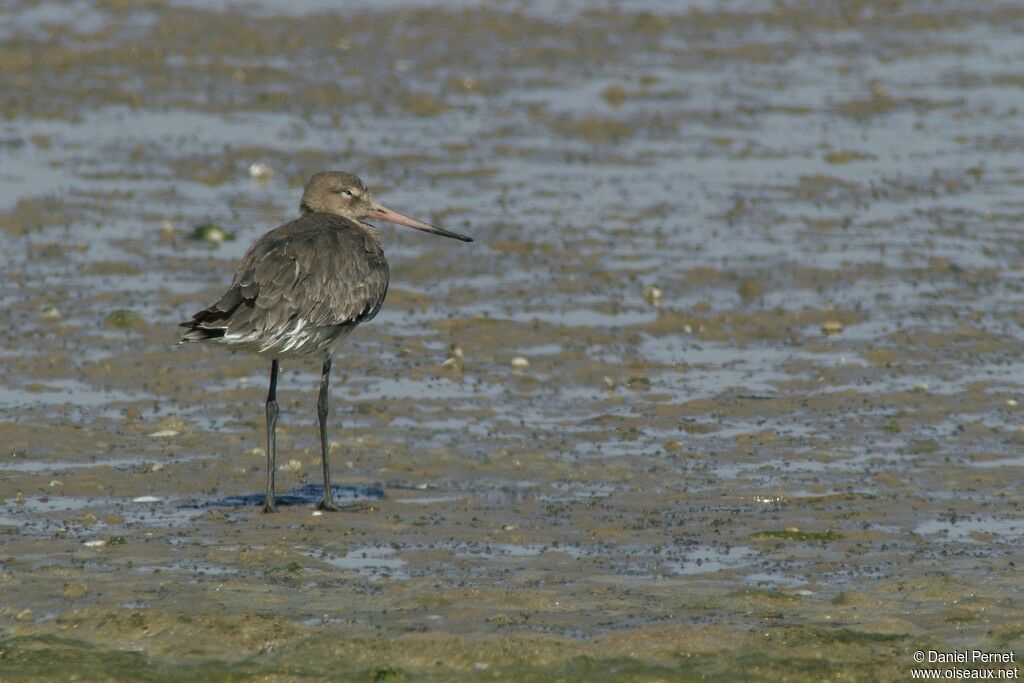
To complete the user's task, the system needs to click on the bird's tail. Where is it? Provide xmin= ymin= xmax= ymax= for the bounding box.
xmin=178 ymin=322 xmax=225 ymax=343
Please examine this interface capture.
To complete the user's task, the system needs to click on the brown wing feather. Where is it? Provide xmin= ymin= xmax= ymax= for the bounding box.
xmin=180 ymin=213 xmax=389 ymax=354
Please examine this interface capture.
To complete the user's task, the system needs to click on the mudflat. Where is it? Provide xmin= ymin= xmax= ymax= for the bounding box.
xmin=1 ymin=1 xmax=1022 ymax=680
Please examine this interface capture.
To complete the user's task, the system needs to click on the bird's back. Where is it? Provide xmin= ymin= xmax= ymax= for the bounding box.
xmin=181 ymin=213 xmax=389 ymax=357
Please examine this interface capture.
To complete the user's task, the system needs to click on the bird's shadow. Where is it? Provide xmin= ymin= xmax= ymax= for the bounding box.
xmin=182 ymin=483 xmax=385 ymax=509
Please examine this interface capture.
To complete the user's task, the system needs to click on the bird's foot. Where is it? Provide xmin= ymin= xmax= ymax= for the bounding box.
xmin=261 ymin=501 xmax=277 ymax=513
xmin=315 ymin=498 xmax=342 ymax=512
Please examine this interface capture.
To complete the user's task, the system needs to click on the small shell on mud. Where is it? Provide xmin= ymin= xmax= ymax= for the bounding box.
xmin=248 ymin=162 xmax=274 ymax=181
xmin=311 ymin=510 xmax=323 ymax=517
xmin=15 ymin=609 xmax=33 ymax=622
xmin=510 ymin=356 xmax=530 ymax=369
xmin=158 ymin=219 xmax=177 ymax=241
xmin=148 ymin=429 xmax=178 ymax=438
xmin=280 ymin=459 xmax=303 ymax=473
xmin=442 ymin=344 xmax=465 ymax=371
xmin=150 ymin=463 xmax=165 ymax=473
xmin=132 ymin=495 xmax=161 ymax=503
xmin=39 ymin=306 xmax=61 ymax=321
xmin=83 ymin=539 xmax=106 ymax=547
xmin=1007 ymin=399 xmax=1018 ymax=407
xmin=502 ymin=524 xmax=517 ymax=531
xmin=643 ymin=285 xmax=663 ymax=305
xmin=820 ymin=321 xmax=844 ymax=335
xmin=49 ymin=479 xmax=62 ymax=487
xmin=188 ymin=223 xmax=234 ymax=243
xmin=911 ymin=382 xmax=929 ymax=393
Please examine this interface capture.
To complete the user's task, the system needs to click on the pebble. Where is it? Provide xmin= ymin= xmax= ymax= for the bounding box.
xmin=625 ymin=376 xmax=652 ymax=390
xmin=83 ymin=539 xmax=106 ymax=547
xmin=132 ymin=495 xmax=161 ymax=503
xmin=147 ymin=430 xmax=178 ymax=438
xmin=911 ymin=382 xmax=929 ymax=393
xmin=248 ymin=162 xmax=274 ymax=181
xmin=820 ymin=321 xmax=844 ymax=335
xmin=62 ymin=583 xmax=88 ymax=600
xmin=510 ymin=356 xmax=530 ymax=369
xmin=158 ymin=219 xmax=177 ymax=241
xmin=643 ymin=285 xmax=663 ymax=305
xmin=39 ymin=306 xmax=61 ymax=321
xmin=1007 ymin=399 xmax=1018 ymax=407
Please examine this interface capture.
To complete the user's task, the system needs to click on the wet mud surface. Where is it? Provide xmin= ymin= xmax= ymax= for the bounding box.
xmin=2 ymin=0 xmax=1024 ymax=680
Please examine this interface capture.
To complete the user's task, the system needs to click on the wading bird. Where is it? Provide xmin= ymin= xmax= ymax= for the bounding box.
xmin=180 ymin=172 xmax=472 ymax=512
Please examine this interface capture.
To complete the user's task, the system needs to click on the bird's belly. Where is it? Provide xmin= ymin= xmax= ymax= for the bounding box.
xmin=221 ymin=319 xmax=354 ymax=358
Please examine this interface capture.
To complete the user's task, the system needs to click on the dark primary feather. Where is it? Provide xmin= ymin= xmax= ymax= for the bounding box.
xmin=180 ymin=213 xmax=389 ymax=357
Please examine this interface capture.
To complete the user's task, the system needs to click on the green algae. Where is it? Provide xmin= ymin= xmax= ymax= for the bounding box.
xmin=750 ymin=529 xmax=844 ymax=543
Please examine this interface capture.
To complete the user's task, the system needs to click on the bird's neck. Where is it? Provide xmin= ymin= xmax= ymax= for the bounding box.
xmin=356 ymin=220 xmax=383 ymax=247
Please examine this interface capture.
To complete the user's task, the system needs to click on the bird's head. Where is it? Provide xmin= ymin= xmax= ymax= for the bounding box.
xmin=300 ymin=171 xmax=472 ymax=242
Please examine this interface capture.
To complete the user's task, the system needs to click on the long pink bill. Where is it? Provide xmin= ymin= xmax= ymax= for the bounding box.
xmin=367 ymin=204 xmax=473 ymax=242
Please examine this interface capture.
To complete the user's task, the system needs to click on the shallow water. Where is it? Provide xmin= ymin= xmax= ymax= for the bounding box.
xmin=2 ymin=0 xmax=1024 ymax=680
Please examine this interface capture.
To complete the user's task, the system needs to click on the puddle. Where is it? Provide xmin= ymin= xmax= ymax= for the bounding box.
xmin=914 ymin=517 xmax=1024 ymax=543
xmin=306 ymin=545 xmax=409 ymax=581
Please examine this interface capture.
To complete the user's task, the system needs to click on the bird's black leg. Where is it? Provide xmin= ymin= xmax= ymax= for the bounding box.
xmin=315 ymin=356 xmax=341 ymax=511
xmin=262 ymin=359 xmax=280 ymax=513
